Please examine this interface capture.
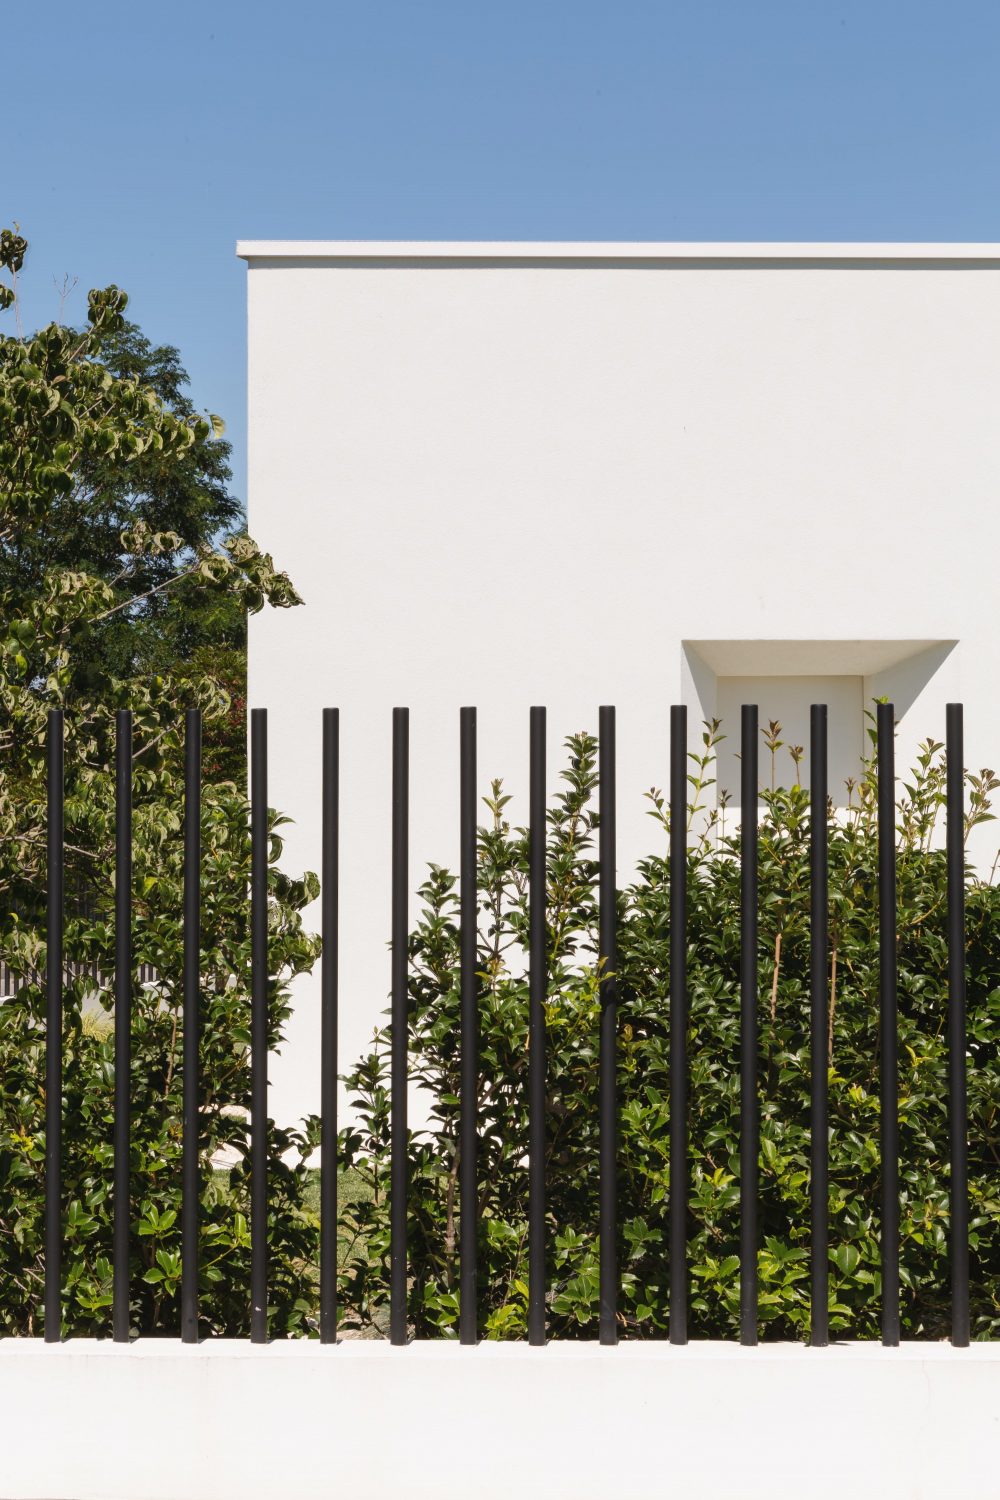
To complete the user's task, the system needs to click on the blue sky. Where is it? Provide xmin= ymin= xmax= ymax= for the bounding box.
xmin=7 ymin=0 xmax=1000 ymax=503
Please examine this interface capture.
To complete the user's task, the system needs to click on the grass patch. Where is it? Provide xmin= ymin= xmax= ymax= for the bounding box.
xmin=211 ymin=1164 xmax=382 ymax=1332
xmin=300 ymin=1166 xmax=371 ymax=1219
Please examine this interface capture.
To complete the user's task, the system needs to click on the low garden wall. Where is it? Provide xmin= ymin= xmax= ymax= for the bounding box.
xmin=2 ymin=1339 xmax=998 ymax=1500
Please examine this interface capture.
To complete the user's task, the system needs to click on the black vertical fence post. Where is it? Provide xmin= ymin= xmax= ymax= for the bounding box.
xmin=669 ymin=704 xmax=688 ymax=1345
xmin=44 ymin=709 xmax=64 ymax=1344
xmin=113 ymin=709 xmax=132 ymax=1343
xmin=877 ymin=701 xmax=900 ymax=1347
xmin=739 ymin=704 xmax=759 ymax=1347
xmin=181 ymin=708 xmax=201 ymax=1344
xmin=528 ymin=706 xmax=547 ymax=1346
xmin=320 ymin=708 xmax=340 ymax=1344
xmin=250 ymin=709 xmax=268 ymax=1343
xmin=459 ymin=707 xmax=479 ymax=1345
xmin=946 ymin=702 xmax=970 ymax=1347
xmin=598 ymin=705 xmax=618 ymax=1346
xmin=390 ymin=708 xmax=409 ymax=1346
xmin=810 ymin=704 xmax=829 ymax=1347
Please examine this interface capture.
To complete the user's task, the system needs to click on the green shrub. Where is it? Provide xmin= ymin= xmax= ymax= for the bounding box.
xmin=4 ymin=714 xmax=997 ymax=1343
xmin=0 ymin=776 xmax=320 ymax=1339
xmin=339 ymin=721 xmax=1000 ymax=1341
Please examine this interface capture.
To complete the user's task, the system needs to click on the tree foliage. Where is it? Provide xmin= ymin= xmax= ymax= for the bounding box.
xmin=1 ymin=227 xmax=263 ymax=780
xmin=2 ymin=311 xmax=243 ymax=678
xmin=0 ymin=229 xmax=319 ymax=1337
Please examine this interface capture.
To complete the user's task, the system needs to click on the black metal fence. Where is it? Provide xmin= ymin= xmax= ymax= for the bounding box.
xmin=33 ymin=701 xmax=971 ymax=1347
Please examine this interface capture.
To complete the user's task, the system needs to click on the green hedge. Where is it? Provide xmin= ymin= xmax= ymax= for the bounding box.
xmin=0 ymin=782 xmax=319 ymax=1339
xmin=2 ymin=719 xmax=998 ymax=1341
xmin=339 ymin=723 xmax=1000 ymax=1341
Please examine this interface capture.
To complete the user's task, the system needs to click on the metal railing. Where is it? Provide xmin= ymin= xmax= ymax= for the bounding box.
xmin=34 ymin=700 xmax=972 ymax=1348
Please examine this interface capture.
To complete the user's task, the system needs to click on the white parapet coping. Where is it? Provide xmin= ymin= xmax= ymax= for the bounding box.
xmin=1 ymin=1339 xmax=998 ymax=1500
xmin=236 ymin=238 xmax=1000 ymax=263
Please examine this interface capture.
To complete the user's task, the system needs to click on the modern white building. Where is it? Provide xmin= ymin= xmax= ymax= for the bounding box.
xmin=240 ymin=241 xmax=1000 ymax=1125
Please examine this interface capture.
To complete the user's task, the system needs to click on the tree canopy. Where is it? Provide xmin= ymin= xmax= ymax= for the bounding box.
xmin=0 ymin=227 xmax=278 ymax=775
xmin=0 ymin=228 xmax=320 ymax=1337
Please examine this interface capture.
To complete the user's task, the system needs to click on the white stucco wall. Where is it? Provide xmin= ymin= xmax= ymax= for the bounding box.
xmin=3 ymin=1339 xmax=998 ymax=1500
xmin=241 ymin=242 xmax=1000 ymax=1126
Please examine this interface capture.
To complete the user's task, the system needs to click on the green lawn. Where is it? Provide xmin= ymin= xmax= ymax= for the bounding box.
xmin=212 ymin=1164 xmax=383 ymax=1331
xmin=300 ymin=1166 xmax=372 ymax=1221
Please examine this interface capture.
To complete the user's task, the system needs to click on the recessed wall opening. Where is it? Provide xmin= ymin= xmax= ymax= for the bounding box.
xmin=682 ymin=639 xmax=958 ymax=814
xmin=714 ymin=674 xmax=863 ymax=808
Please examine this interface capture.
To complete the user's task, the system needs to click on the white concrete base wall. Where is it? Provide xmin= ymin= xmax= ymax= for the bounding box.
xmin=3 ymin=1340 xmax=998 ymax=1500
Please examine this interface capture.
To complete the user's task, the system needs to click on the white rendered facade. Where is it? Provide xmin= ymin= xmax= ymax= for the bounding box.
xmin=240 ymin=242 xmax=1000 ymax=1126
